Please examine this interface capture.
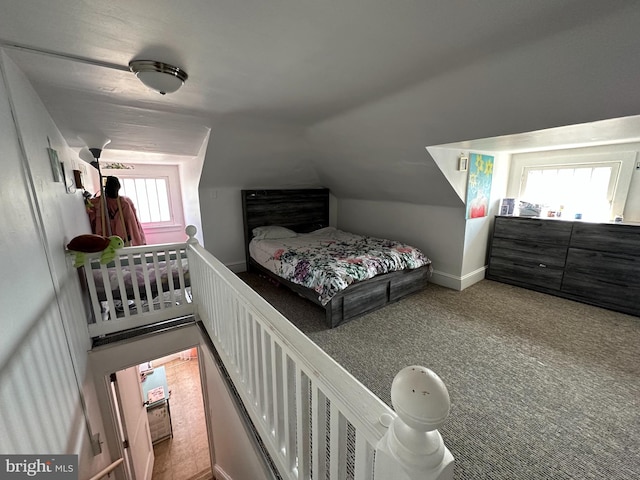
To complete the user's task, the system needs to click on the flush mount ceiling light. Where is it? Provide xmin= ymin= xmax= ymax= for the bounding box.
xmin=129 ymin=60 xmax=188 ymax=95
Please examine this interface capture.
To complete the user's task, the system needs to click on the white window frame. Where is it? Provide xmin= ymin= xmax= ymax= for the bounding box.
xmin=120 ymin=175 xmax=174 ymax=227
xmin=102 ymin=164 xmax=185 ymax=233
xmin=520 ymin=162 xmax=620 ymax=217
xmin=507 ymin=149 xmax=636 ymax=222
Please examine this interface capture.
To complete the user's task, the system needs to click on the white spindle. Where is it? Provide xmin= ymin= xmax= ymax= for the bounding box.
xmin=312 ymin=385 xmax=328 ymax=480
xmin=140 ymin=253 xmax=153 ymax=309
xmin=271 ymin=338 xmax=284 ymax=447
xmin=238 ymin=305 xmax=249 ymax=387
xmin=113 ymin=255 xmax=130 ymax=318
xmin=165 ymin=248 xmax=176 ymax=305
xmin=127 ymin=252 xmax=143 ymax=313
xmin=99 ymin=263 xmax=116 ymax=319
xmin=176 ymin=246 xmax=187 ymax=299
xmin=261 ymin=329 xmax=273 ymax=428
xmin=84 ymin=257 xmax=102 ymax=324
xmin=295 ymin=367 xmax=311 ymax=479
xmin=245 ymin=313 xmax=254 ymax=399
xmin=252 ymin=320 xmax=262 ymax=408
xmin=151 ymin=252 xmax=164 ymax=310
xmin=233 ymin=300 xmax=241 ymax=371
xmin=354 ymin=432 xmax=374 ymax=480
xmin=330 ymin=402 xmax=347 ymax=479
xmin=283 ymin=353 xmax=296 ymax=470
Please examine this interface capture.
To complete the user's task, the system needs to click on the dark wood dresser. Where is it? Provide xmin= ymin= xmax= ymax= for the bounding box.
xmin=486 ymin=216 xmax=640 ymax=317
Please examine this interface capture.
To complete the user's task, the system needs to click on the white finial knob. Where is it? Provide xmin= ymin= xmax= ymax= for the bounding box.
xmin=185 ymin=225 xmax=198 ymax=245
xmin=391 ymin=366 xmax=450 ymax=432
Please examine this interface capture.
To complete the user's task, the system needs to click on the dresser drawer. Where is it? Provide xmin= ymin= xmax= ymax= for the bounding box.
xmin=493 ymin=217 xmax=573 ymax=244
xmin=490 ymin=237 xmax=568 ymax=268
xmin=570 ymin=223 xmax=640 ymax=252
xmin=562 ymin=248 xmax=640 ymax=314
xmin=487 ymin=257 xmax=564 ymax=290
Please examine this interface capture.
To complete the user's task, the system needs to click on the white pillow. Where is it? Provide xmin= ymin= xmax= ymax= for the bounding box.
xmin=308 ymin=226 xmax=337 ymax=235
xmin=252 ymin=225 xmax=298 ymax=240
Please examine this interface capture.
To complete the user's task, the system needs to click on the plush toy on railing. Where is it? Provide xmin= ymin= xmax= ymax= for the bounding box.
xmin=67 ymin=234 xmax=125 ymax=268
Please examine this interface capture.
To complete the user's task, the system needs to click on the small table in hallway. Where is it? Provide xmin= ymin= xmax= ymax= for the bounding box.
xmin=141 ymin=365 xmax=173 ymax=444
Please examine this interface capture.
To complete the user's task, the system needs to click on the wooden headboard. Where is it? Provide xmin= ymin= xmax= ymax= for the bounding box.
xmin=241 ymin=188 xmax=330 ymax=268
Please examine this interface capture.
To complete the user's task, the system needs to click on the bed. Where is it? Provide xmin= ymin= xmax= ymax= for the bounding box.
xmin=242 ymin=188 xmax=432 ymax=328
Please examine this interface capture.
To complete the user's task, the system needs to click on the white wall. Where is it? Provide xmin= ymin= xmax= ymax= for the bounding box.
xmin=461 ymin=151 xmax=510 ymax=285
xmin=200 ymin=118 xmax=321 ymax=189
xmin=197 ymin=118 xmax=324 ymax=270
xmin=0 ymin=50 xmax=110 ymax=477
xmin=427 ymin=146 xmax=470 ymax=203
xmin=200 ymin=346 xmax=272 ymax=480
xmin=199 ymin=186 xmax=251 ymax=272
xmin=180 ymin=131 xmax=208 ymax=245
xmin=200 ymin=187 xmax=338 ymax=272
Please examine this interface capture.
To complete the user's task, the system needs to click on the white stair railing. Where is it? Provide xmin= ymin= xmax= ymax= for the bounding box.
xmin=78 ymin=242 xmax=194 ymax=337
xmin=185 ymin=226 xmax=454 ymax=480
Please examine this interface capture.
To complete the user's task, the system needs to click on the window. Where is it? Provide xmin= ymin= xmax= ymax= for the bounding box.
xmin=520 ymin=162 xmax=620 ymax=221
xmin=120 ymin=177 xmax=172 ymax=224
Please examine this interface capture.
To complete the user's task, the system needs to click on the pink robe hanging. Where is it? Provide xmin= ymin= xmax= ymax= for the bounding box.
xmin=88 ymin=195 xmax=147 ymax=246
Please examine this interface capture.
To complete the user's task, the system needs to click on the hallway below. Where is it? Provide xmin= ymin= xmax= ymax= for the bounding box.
xmin=150 ymin=354 xmax=212 ymax=480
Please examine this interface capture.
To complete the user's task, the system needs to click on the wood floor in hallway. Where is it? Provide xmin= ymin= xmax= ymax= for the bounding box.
xmin=151 ymin=355 xmax=212 ymax=480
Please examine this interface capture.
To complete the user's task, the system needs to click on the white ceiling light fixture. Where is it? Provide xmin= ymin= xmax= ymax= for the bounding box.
xmin=129 ymin=60 xmax=188 ymax=95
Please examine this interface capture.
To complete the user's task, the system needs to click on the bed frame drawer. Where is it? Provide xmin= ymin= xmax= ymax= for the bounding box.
xmin=389 ymin=267 xmax=431 ymax=301
xmin=342 ymin=282 xmax=389 ymax=319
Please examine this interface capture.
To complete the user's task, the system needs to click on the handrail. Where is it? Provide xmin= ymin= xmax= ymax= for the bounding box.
xmin=87 ymin=457 xmax=124 ymax=480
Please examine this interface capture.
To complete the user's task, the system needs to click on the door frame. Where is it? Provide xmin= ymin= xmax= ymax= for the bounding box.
xmin=88 ymin=324 xmax=205 ymax=480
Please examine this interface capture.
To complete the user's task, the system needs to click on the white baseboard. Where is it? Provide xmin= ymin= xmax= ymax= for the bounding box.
xmin=460 ymin=266 xmax=487 ymax=290
xmin=430 ymin=266 xmax=486 ymax=291
xmin=213 ymin=464 xmax=232 ymax=480
xmin=430 ymin=270 xmax=462 ymax=290
xmin=225 ymin=261 xmax=246 ymax=273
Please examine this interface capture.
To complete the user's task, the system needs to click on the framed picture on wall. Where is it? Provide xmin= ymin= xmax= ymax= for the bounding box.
xmin=465 ymin=153 xmax=494 ymax=219
xmin=47 ymin=147 xmax=63 ymax=182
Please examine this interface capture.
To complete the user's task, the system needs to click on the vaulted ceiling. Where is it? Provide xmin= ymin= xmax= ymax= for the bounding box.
xmin=2 ymin=1 xmax=640 ymax=205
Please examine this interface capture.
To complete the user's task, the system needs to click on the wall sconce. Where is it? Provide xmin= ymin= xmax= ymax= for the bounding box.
xmin=73 ymin=169 xmax=84 ymax=190
xmin=458 ymin=154 xmax=469 ymax=172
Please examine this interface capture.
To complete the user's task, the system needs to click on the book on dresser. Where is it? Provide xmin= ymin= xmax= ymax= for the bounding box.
xmin=486 ymin=216 xmax=640 ymax=317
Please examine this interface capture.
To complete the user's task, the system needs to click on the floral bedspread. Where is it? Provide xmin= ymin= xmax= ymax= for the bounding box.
xmin=250 ymin=227 xmax=431 ymax=305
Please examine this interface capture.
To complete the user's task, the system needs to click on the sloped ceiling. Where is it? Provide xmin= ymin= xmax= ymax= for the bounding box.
xmin=1 ymin=1 xmax=640 ymax=205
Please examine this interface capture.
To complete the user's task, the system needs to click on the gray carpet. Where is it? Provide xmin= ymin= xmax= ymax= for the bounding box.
xmin=237 ymin=272 xmax=640 ymax=480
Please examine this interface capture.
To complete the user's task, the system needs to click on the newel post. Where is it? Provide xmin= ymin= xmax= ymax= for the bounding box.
xmin=185 ymin=225 xmax=199 ymax=245
xmin=375 ymin=366 xmax=454 ymax=480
